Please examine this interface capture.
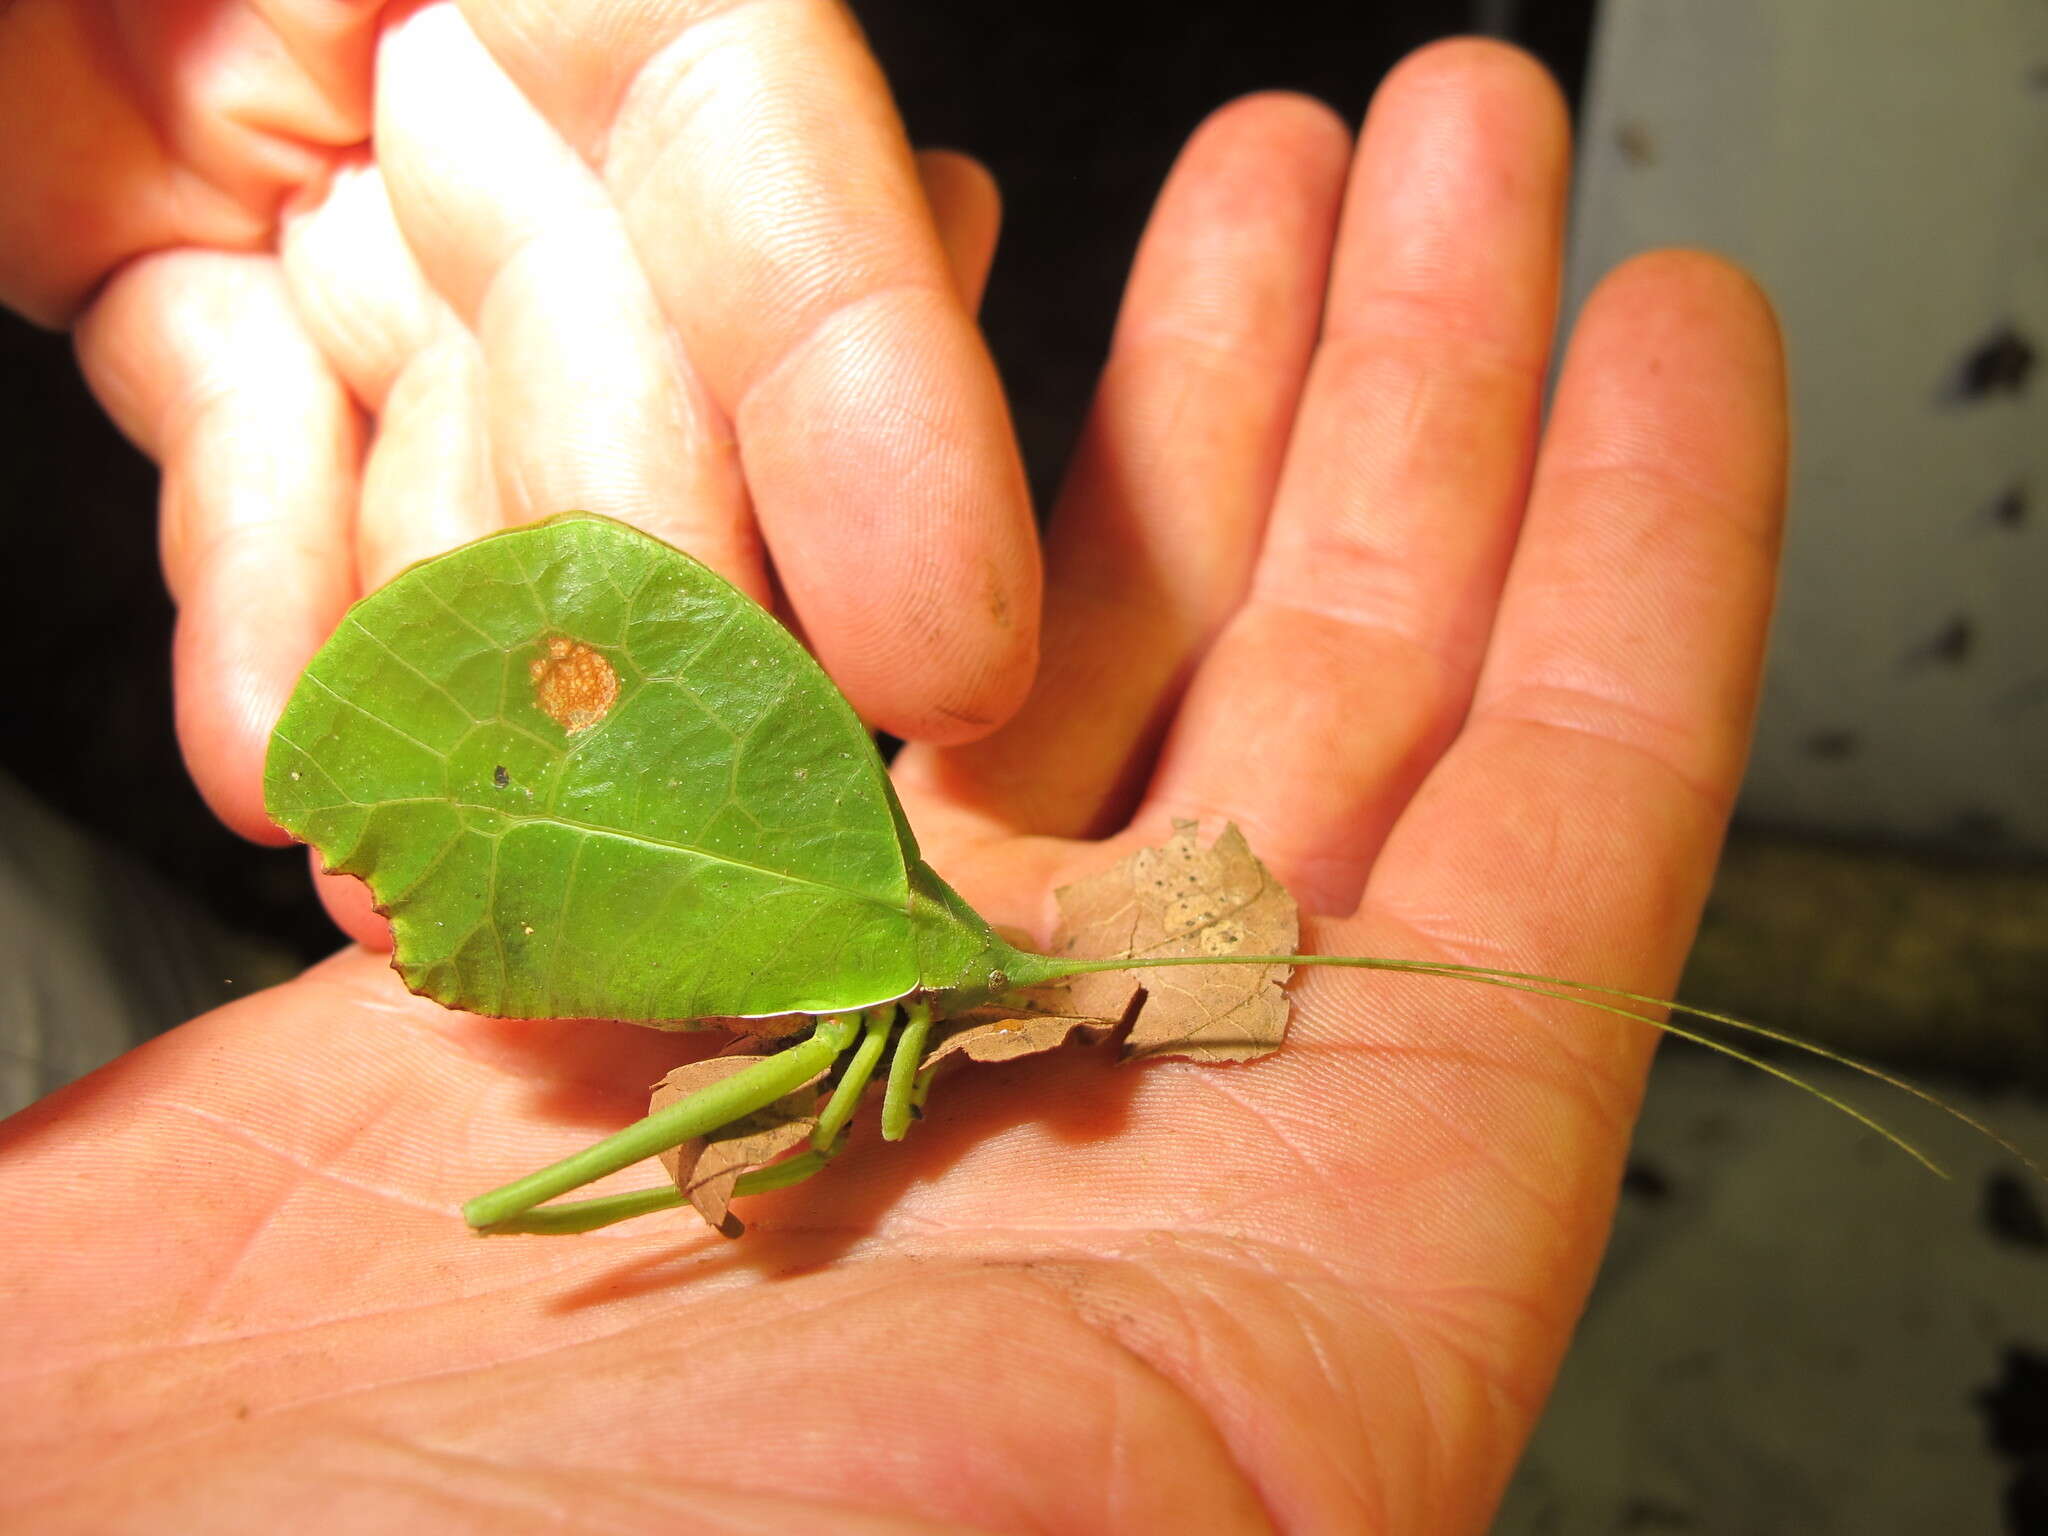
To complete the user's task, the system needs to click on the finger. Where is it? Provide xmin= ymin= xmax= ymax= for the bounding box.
xmin=271 ymin=140 xmax=505 ymax=591
xmin=1149 ymin=254 xmax=1785 ymax=1461
xmin=915 ymin=149 xmax=1001 ymax=314
xmin=1261 ymin=249 xmax=1784 ymax=1369
xmin=458 ymin=0 xmax=1041 ymax=744
xmin=353 ymin=319 xmax=505 ymax=589
xmin=313 ymin=850 xmax=392 ymax=950
xmin=895 ymin=93 xmax=1351 ymax=841
xmin=1138 ymin=40 xmax=1571 ymax=911
xmin=277 ymin=154 xmax=445 ymax=415
xmin=0 ymin=0 xmax=370 ymax=324
xmin=1365 ymin=250 xmax=1786 ymax=1000
xmin=373 ymin=6 xmax=764 ymax=590
xmin=74 ymin=251 xmax=363 ymax=844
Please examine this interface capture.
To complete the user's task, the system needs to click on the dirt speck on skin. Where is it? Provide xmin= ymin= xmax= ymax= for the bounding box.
xmin=530 ymin=638 xmax=619 ymax=734
xmin=986 ymin=557 xmax=1012 ymax=632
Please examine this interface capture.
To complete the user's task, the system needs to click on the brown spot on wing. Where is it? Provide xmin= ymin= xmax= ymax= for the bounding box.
xmin=530 ymin=637 xmax=619 ymax=734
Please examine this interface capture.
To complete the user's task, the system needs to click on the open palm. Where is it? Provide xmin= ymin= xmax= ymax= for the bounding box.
xmin=0 ymin=43 xmax=1784 ymax=1534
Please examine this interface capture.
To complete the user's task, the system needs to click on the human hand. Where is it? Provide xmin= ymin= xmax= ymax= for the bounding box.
xmin=0 ymin=41 xmax=1784 ymax=1532
xmin=3 ymin=0 xmax=1039 ymax=846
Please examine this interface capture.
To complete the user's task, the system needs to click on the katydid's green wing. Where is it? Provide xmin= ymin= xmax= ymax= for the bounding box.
xmin=265 ymin=513 xmax=1016 ymax=1023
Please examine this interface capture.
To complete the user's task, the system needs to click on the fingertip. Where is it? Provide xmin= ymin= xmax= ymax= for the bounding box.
xmin=742 ymin=282 xmax=1043 ymax=747
xmin=172 ymin=607 xmax=308 ymax=848
xmin=79 ymin=249 xmax=366 ymax=848
xmin=917 ymin=148 xmax=999 ymax=210
xmin=873 ymin=611 xmax=1042 ymax=747
xmin=170 ymin=519 xmax=359 ymax=847
xmin=1192 ymin=89 xmax=1352 ymax=161
xmin=1145 ymin=92 xmax=1352 ymax=262
xmin=312 ymin=850 xmax=393 ymax=951
xmin=1588 ymin=248 xmax=1784 ymax=363
xmin=916 ymin=148 xmax=1002 ymax=315
xmin=918 ymin=152 xmax=1000 ymax=315
xmin=1114 ymin=89 xmax=1351 ymax=369
xmin=1589 ymin=248 xmax=1788 ymax=459
xmin=824 ymin=515 xmax=1043 ymax=746
xmin=1377 ymin=35 xmax=1568 ymax=130
xmin=1358 ymin=38 xmax=1571 ymax=241
xmin=1561 ymin=248 xmax=1789 ymax=504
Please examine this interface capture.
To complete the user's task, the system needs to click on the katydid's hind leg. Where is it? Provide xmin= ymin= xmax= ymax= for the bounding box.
xmin=813 ymin=1004 xmax=897 ymax=1153
xmin=735 ymin=1148 xmax=834 ymax=1196
xmin=710 ymin=1140 xmax=843 ymax=1239
xmin=476 ymin=1184 xmax=687 ymax=1235
xmin=881 ymin=1002 xmax=934 ymax=1142
xmin=486 ymin=1142 xmax=841 ymax=1237
xmin=465 ymin=1012 xmax=862 ymax=1232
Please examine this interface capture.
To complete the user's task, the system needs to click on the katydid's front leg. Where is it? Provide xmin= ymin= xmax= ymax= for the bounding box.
xmin=464 ymin=1012 xmax=862 ymax=1233
xmin=814 ymin=1004 xmax=898 ymax=1153
xmin=881 ymin=1002 xmax=934 ymax=1142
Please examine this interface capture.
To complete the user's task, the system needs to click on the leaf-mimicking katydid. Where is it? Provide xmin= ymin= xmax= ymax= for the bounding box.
xmin=263 ymin=514 xmax=2042 ymax=1237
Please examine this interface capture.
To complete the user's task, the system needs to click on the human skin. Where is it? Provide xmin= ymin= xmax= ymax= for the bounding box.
xmin=0 ymin=0 xmax=1042 ymax=842
xmin=0 ymin=42 xmax=1785 ymax=1534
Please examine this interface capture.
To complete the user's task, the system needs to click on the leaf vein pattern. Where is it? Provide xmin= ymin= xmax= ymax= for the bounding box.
xmin=415 ymin=577 xmax=502 ymax=649
xmin=491 ymin=716 xmax=561 ymax=756
xmin=539 ymin=835 xmax=588 ymax=1006
xmin=266 ymin=734 xmax=359 ymax=810
xmin=504 ymin=545 xmax=556 ymax=628
xmin=298 ymin=672 xmax=450 ymax=759
xmin=622 ymin=557 xmax=659 ymax=611
xmin=270 ymin=753 xmax=899 ymax=908
xmin=376 ymin=818 xmax=467 ymax=906
xmin=343 ymin=615 xmax=481 ymax=724
xmin=479 ymin=828 xmax=509 ymax=1002
xmin=660 ymin=876 xmax=759 ymax=1016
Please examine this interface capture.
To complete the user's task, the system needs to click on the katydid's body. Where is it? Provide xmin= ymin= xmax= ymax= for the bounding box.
xmin=265 ymin=515 xmax=2039 ymax=1239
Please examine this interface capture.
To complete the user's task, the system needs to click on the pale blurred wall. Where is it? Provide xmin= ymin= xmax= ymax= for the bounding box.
xmin=1565 ymin=0 xmax=2048 ymax=857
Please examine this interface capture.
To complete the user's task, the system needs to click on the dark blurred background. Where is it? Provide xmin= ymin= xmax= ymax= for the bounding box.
xmin=2 ymin=2 xmax=2043 ymax=1531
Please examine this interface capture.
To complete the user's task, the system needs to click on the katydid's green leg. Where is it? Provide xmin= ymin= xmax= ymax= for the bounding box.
xmin=465 ymin=1013 xmax=861 ymax=1231
xmin=490 ymin=1133 xmax=844 ymax=1235
xmin=880 ymin=1001 xmax=933 ymax=1142
xmin=475 ymin=1185 xmax=687 ymax=1235
xmin=481 ymin=1148 xmax=838 ymax=1235
xmin=734 ymin=1149 xmax=832 ymax=1194
xmin=812 ymin=1004 xmax=896 ymax=1152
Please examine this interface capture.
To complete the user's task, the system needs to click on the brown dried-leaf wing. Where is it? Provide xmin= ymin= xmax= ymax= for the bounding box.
xmin=693 ymin=1012 xmax=815 ymax=1041
xmin=1046 ymin=820 xmax=1297 ymax=1063
xmin=648 ymin=1046 xmax=821 ymax=1234
xmin=921 ymin=996 xmax=1136 ymax=1070
xmin=681 ymin=1103 xmax=818 ymax=1234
